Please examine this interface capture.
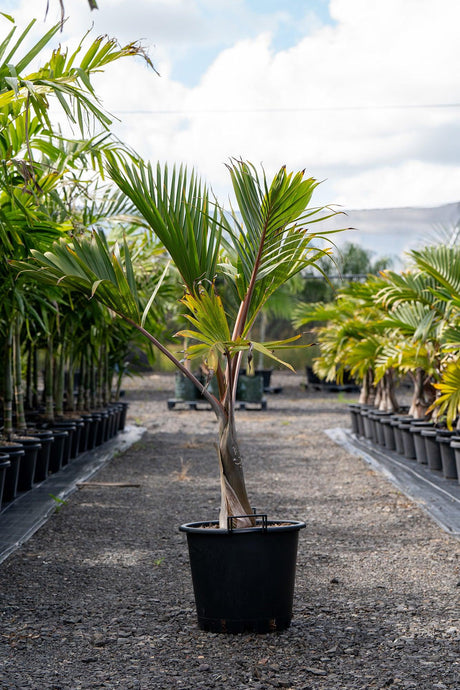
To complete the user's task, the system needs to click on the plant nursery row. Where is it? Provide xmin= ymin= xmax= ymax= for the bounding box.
xmin=348 ymin=403 xmax=460 ymax=484
xmin=0 ymin=399 xmax=129 ymax=512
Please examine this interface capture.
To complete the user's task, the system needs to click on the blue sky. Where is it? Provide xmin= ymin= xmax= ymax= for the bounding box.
xmin=4 ymin=0 xmax=460 ymax=230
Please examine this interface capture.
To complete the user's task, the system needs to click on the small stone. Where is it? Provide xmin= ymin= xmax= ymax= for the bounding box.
xmin=305 ymin=667 xmax=327 ymax=676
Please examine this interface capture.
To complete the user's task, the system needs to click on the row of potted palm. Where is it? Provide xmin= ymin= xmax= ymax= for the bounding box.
xmin=294 ymin=244 xmax=460 ymax=484
xmin=0 ymin=17 xmax=157 ymax=507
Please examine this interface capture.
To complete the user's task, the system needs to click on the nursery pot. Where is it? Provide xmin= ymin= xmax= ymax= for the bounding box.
xmin=0 ymin=454 xmax=11 ymax=510
xmin=348 ymin=404 xmax=361 ymax=435
xmin=51 ymin=422 xmax=77 ymax=464
xmin=410 ymin=422 xmax=434 ymax=465
xmin=437 ymin=432 xmax=459 ymax=480
xmin=14 ymin=437 xmax=41 ymax=492
xmin=180 ymin=516 xmax=305 ymax=634
xmin=0 ymin=444 xmax=24 ymax=503
xmin=117 ymin=401 xmax=129 ymax=431
xmin=361 ymin=408 xmax=374 ymax=440
xmin=449 ymin=439 xmax=460 ymax=485
xmin=79 ymin=414 xmax=93 ymax=453
xmin=26 ymin=429 xmax=54 ymax=483
xmin=175 ymin=372 xmax=198 ymax=401
xmin=47 ymin=430 xmax=68 ymax=474
xmin=421 ymin=428 xmax=443 ymax=472
xmin=380 ymin=417 xmax=396 ymax=450
xmin=398 ymin=419 xmax=416 ymax=459
xmin=371 ymin=411 xmax=392 ymax=446
xmin=236 ymin=375 xmax=264 ymax=403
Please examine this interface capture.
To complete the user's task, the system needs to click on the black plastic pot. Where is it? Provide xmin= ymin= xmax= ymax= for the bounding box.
xmin=14 ymin=437 xmax=41 ymax=492
xmin=118 ymin=401 xmax=129 ymax=431
xmin=450 ymin=439 xmax=460 ymax=485
xmin=175 ymin=372 xmax=198 ymax=401
xmin=236 ymin=375 xmax=264 ymax=403
xmin=371 ymin=411 xmax=393 ymax=446
xmin=381 ymin=417 xmax=396 ymax=450
xmin=398 ymin=419 xmax=418 ymax=459
xmin=355 ymin=406 xmax=367 ymax=437
xmin=26 ymin=429 xmax=54 ymax=483
xmin=410 ymin=422 xmax=434 ymax=465
xmin=348 ymin=404 xmax=361 ymax=435
xmin=0 ymin=444 xmax=24 ymax=503
xmin=48 ymin=430 xmax=68 ymax=474
xmin=0 ymin=454 xmax=11 ymax=510
xmin=437 ymin=432 xmax=458 ymax=480
xmin=85 ymin=414 xmax=100 ymax=450
xmin=52 ymin=420 xmax=81 ymax=461
xmin=180 ymin=517 xmax=305 ymax=634
xmin=421 ymin=428 xmax=443 ymax=471
xmin=79 ymin=414 xmax=93 ymax=453
xmin=391 ymin=415 xmax=413 ymax=455
xmin=95 ymin=411 xmax=108 ymax=446
xmin=361 ymin=408 xmax=374 ymax=440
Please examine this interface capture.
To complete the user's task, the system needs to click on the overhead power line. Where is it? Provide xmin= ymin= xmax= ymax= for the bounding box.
xmin=114 ymin=103 xmax=460 ymax=115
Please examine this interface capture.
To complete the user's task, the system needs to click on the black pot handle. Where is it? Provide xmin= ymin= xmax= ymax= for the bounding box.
xmin=227 ymin=514 xmax=268 ymax=532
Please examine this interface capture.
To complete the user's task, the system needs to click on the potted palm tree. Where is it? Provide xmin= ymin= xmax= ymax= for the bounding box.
xmin=14 ymin=156 xmax=343 ymax=632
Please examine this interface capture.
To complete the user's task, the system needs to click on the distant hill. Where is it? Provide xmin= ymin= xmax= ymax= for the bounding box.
xmin=317 ymin=201 xmax=460 ymax=268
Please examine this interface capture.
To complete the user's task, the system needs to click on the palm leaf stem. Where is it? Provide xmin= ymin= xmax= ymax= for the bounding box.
xmin=126 ymin=318 xmax=224 ymax=419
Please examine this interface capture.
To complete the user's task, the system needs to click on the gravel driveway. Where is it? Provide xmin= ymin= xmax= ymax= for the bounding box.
xmin=1 ymin=372 xmax=459 ymax=689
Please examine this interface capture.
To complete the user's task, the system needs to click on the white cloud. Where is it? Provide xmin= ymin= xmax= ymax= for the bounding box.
xmin=5 ymin=0 xmax=460 ymax=211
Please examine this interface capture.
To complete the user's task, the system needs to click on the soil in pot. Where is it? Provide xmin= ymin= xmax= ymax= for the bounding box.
xmin=180 ymin=517 xmax=305 ymax=634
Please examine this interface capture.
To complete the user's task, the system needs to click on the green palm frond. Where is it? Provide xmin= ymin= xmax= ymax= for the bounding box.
xmin=13 ymin=230 xmax=142 ymax=322
xmin=431 ymin=359 xmax=460 ymax=428
xmin=106 ymin=155 xmax=222 ymax=292
xmin=0 ymin=16 xmax=153 ymax=133
xmin=221 ymin=160 xmax=344 ymax=331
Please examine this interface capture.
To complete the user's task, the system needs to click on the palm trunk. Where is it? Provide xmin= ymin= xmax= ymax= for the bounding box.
xmin=66 ymin=346 xmax=75 ymax=413
xmin=217 ymin=409 xmax=254 ymax=529
xmin=44 ymin=334 xmax=54 ymax=421
xmin=3 ymin=323 xmax=14 ymax=438
xmin=54 ymin=342 xmax=65 ymax=417
xmin=13 ymin=316 xmax=27 ymax=432
xmin=409 ymin=367 xmax=436 ymax=419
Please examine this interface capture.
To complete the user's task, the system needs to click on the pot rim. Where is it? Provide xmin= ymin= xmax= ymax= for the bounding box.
xmin=179 ymin=519 xmax=306 ymax=535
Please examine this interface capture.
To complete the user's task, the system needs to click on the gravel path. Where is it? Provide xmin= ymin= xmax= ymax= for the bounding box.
xmin=1 ymin=372 xmax=459 ymax=689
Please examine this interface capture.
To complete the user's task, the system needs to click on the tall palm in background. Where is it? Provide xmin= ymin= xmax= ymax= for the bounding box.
xmin=0 ymin=14 xmax=153 ymax=435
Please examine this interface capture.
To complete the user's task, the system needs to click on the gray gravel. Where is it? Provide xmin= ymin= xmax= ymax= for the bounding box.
xmin=1 ymin=372 xmax=459 ymax=689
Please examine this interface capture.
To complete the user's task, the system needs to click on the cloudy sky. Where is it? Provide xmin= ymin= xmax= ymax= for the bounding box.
xmin=4 ymin=0 xmax=460 ymax=218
